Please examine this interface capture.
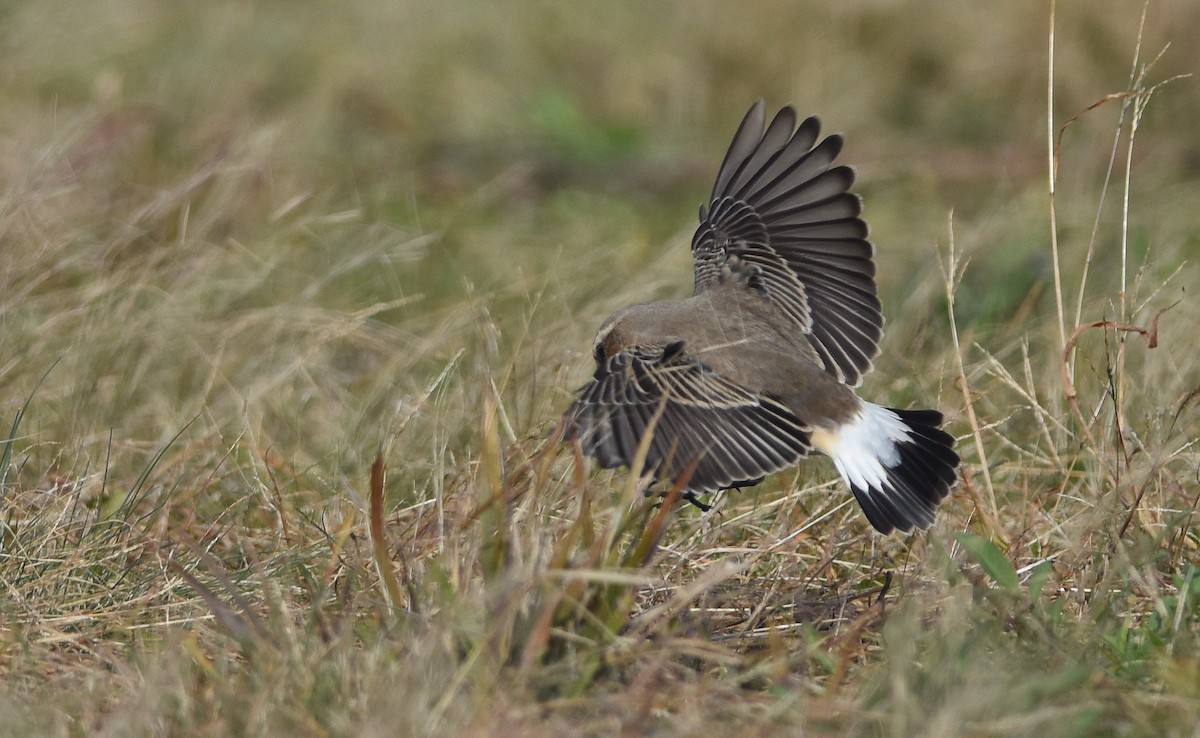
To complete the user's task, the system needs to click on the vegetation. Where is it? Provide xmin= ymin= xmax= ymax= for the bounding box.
xmin=1 ymin=1 xmax=1197 ymax=735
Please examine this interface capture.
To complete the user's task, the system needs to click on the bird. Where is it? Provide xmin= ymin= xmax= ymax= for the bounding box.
xmin=561 ymin=100 xmax=959 ymax=534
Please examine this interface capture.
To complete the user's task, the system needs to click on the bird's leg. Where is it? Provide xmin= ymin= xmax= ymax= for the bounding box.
xmin=681 ymin=491 xmax=712 ymax=512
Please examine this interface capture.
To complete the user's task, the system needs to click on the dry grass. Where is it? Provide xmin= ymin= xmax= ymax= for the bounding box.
xmin=2 ymin=1 xmax=1199 ymax=736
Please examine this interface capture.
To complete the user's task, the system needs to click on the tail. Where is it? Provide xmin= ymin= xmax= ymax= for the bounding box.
xmin=812 ymin=402 xmax=959 ymax=534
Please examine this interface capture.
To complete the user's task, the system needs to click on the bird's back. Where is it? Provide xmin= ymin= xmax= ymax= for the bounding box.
xmin=603 ymin=285 xmax=855 ymax=424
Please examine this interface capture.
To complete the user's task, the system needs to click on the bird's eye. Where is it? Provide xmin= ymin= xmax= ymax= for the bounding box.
xmin=662 ymin=340 xmax=686 ymax=362
xmin=593 ymin=342 xmax=605 ymax=362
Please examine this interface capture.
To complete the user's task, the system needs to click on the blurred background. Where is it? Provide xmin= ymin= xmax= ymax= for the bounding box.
xmin=4 ymin=0 xmax=1196 ymax=305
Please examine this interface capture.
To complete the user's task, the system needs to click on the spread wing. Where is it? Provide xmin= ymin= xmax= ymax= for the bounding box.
xmin=562 ymin=342 xmax=811 ymax=493
xmin=692 ymin=100 xmax=883 ymax=386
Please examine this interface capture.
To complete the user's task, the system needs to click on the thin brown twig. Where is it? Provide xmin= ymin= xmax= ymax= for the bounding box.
xmin=1059 ymin=308 xmax=1170 ymax=405
xmin=1058 ymin=305 xmax=1173 ymax=498
xmin=369 ymin=453 xmax=407 ymax=617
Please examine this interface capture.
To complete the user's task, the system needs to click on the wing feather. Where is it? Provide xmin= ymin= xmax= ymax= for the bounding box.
xmin=693 ymin=101 xmax=884 ymax=386
xmin=563 ymin=342 xmax=811 ymax=493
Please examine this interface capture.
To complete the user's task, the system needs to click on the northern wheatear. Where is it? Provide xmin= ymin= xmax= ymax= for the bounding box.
xmin=563 ymin=100 xmax=959 ymax=534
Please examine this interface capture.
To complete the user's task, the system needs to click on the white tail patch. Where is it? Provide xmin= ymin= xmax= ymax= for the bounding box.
xmin=810 ymin=402 xmax=912 ymax=493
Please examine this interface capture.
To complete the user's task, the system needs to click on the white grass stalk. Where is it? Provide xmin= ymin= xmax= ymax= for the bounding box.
xmin=1046 ymin=0 xmax=1067 ymax=359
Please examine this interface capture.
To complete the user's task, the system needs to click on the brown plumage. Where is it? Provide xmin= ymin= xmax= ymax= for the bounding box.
xmin=563 ymin=100 xmax=959 ymax=534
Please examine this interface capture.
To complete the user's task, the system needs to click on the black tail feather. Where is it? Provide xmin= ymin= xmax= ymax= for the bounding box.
xmin=849 ymin=408 xmax=960 ymax=534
